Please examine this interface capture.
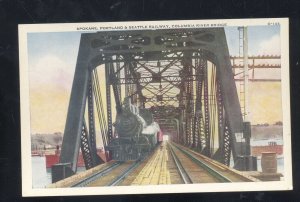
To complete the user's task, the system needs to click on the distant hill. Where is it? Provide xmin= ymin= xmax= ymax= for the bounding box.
xmin=251 ymin=125 xmax=283 ymax=140
xmin=31 ymin=132 xmax=63 ymax=150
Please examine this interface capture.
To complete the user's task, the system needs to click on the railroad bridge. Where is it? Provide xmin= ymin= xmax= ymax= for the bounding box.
xmin=51 ymin=28 xmax=280 ymax=185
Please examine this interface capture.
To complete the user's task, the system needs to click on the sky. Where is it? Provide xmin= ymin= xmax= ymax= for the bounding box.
xmin=225 ymin=25 xmax=280 ymax=56
xmin=27 ymin=25 xmax=282 ymax=134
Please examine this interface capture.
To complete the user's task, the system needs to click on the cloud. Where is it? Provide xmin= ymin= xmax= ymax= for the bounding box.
xmin=29 ymin=55 xmax=75 ymax=91
xmin=247 ymin=34 xmax=282 ymax=80
xmin=28 ymin=55 xmax=75 ymax=133
xmin=258 ymin=34 xmax=281 ymax=56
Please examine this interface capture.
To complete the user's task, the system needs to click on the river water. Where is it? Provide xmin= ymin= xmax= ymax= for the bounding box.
xmin=31 ymin=157 xmax=86 ymax=188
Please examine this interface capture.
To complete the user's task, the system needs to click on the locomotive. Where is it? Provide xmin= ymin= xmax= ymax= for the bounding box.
xmin=106 ymin=98 xmax=163 ymax=161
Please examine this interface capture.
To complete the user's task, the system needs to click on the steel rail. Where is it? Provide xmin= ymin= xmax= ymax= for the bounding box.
xmin=107 ymin=148 xmax=158 ymax=186
xmin=107 ymin=161 xmax=142 ymax=186
xmin=168 ymin=143 xmax=193 ymax=184
xmin=171 ymin=143 xmax=232 ymax=183
xmin=71 ymin=162 xmax=122 ymax=187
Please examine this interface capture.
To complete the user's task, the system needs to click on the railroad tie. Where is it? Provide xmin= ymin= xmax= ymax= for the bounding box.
xmin=159 ymin=146 xmax=168 ymax=184
xmin=148 ymin=150 xmax=163 ymax=184
xmin=131 ymin=148 xmax=160 ymax=185
xmin=158 ymin=149 xmax=166 ymax=184
xmin=132 ymin=154 xmax=157 ymax=184
xmin=131 ymin=144 xmax=172 ymax=185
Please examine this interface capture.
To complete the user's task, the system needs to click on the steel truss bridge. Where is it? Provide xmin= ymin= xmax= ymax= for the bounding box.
xmin=52 ymin=28 xmax=279 ymax=182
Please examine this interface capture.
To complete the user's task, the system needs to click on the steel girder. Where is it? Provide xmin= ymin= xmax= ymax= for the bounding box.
xmin=87 ymin=72 xmax=102 ymax=166
xmin=59 ymin=35 xmax=91 ymax=174
xmin=56 ymin=28 xmax=254 ymax=181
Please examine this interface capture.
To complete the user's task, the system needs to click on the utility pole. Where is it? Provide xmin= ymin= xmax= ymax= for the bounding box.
xmin=243 ymin=26 xmax=249 ymax=122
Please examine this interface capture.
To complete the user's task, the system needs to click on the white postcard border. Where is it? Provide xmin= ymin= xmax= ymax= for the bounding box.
xmin=19 ymin=18 xmax=292 ymax=197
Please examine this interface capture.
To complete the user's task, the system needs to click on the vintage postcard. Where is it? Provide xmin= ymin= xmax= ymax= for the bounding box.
xmin=19 ymin=18 xmax=292 ymax=196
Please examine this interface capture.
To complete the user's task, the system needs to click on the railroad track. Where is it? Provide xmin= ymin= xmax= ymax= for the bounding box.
xmin=71 ymin=159 xmax=144 ymax=187
xmin=168 ymin=142 xmax=257 ymax=183
xmin=107 ymin=160 xmax=143 ymax=186
xmin=169 ymin=142 xmax=231 ymax=183
xmin=76 ymin=148 xmax=164 ymax=187
xmin=71 ymin=161 xmax=122 ymax=187
xmin=49 ymin=142 xmax=256 ymax=188
xmin=48 ymin=146 xmax=161 ymax=188
xmin=168 ymin=143 xmax=193 ymax=184
xmin=174 ymin=143 xmax=258 ymax=182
